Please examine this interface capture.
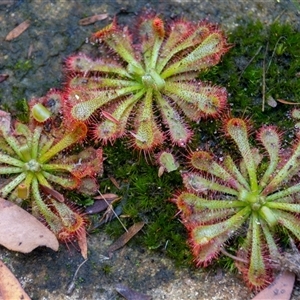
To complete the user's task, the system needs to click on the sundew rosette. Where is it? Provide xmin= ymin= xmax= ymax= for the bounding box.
xmin=0 ymin=98 xmax=103 ymax=243
xmin=65 ymin=13 xmax=229 ymax=151
xmin=173 ymin=117 xmax=300 ymax=290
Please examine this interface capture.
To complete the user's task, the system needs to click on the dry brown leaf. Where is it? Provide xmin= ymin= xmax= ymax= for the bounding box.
xmin=78 ymin=13 xmax=108 ymax=26
xmin=109 ymin=176 xmax=121 ymax=189
xmin=77 ymin=228 xmax=88 ymax=259
xmin=86 ymin=193 xmax=119 ymax=214
xmin=0 ymin=259 xmax=31 ymax=300
xmin=115 ymin=283 xmax=152 ymax=300
xmin=251 ymin=271 xmax=295 ymax=300
xmin=108 ymin=222 xmax=145 ymax=254
xmin=40 ymin=184 xmax=65 ymax=202
xmin=94 ymin=193 xmax=119 ymax=201
xmin=0 ymin=198 xmax=59 ymax=253
xmin=277 ymin=99 xmax=300 ymax=105
xmin=0 ymin=1 xmax=15 ymax=5
xmin=5 ymin=20 xmax=30 ymax=41
xmin=0 ymin=74 xmax=9 ymax=83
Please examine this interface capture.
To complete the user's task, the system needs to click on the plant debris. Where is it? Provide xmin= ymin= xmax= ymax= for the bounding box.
xmin=0 ymin=259 xmax=31 ymax=300
xmin=0 ymin=198 xmax=59 ymax=253
xmin=66 ymin=259 xmax=88 ymax=295
xmin=78 ymin=13 xmax=108 ymax=26
xmin=251 ymin=271 xmax=295 ymax=300
xmin=40 ymin=184 xmax=65 ymax=203
xmin=5 ymin=20 xmax=30 ymax=41
xmin=107 ymin=222 xmax=145 ymax=255
xmin=85 ymin=193 xmax=119 ymax=214
xmin=115 ymin=283 xmax=152 ymax=300
xmin=0 ymin=74 xmax=9 ymax=83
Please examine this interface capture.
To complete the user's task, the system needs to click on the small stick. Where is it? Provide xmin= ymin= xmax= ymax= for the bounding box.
xmin=238 ymin=46 xmax=262 ymax=82
xmin=98 ymin=190 xmax=128 ymax=232
xmin=220 ymin=248 xmax=248 ymax=264
xmin=66 ymin=259 xmax=88 ymax=295
xmin=266 ymin=36 xmax=286 ymax=73
xmin=262 ymin=42 xmax=268 ymax=112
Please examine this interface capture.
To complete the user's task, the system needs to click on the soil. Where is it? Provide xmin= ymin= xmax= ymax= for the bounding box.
xmin=1 ymin=1 xmax=300 ymax=299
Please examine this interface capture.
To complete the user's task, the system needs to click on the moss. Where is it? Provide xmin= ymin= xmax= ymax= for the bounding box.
xmin=101 ymin=264 xmax=112 ymax=275
xmin=14 ymin=98 xmax=29 ymax=122
xmin=12 ymin=59 xmax=33 ymax=73
xmin=200 ymin=20 xmax=300 ymax=130
xmin=87 ymin=140 xmax=191 ymax=266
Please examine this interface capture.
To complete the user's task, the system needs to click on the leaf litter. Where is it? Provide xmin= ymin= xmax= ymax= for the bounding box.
xmin=85 ymin=193 xmax=119 ymax=214
xmin=107 ymin=222 xmax=145 ymax=255
xmin=78 ymin=13 xmax=108 ymax=26
xmin=0 ymin=259 xmax=31 ymax=300
xmin=0 ymin=198 xmax=59 ymax=253
xmin=115 ymin=283 xmax=152 ymax=300
xmin=5 ymin=20 xmax=30 ymax=41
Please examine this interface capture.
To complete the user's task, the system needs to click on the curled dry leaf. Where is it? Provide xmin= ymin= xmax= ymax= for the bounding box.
xmin=5 ymin=20 xmax=30 ymax=41
xmin=86 ymin=193 xmax=119 ymax=214
xmin=94 ymin=193 xmax=119 ymax=201
xmin=0 ymin=74 xmax=9 ymax=83
xmin=0 ymin=198 xmax=59 ymax=253
xmin=108 ymin=222 xmax=145 ymax=254
xmin=251 ymin=271 xmax=295 ymax=300
xmin=40 ymin=184 xmax=65 ymax=202
xmin=77 ymin=228 xmax=88 ymax=259
xmin=78 ymin=13 xmax=108 ymax=26
xmin=109 ymin=176 xmax=121 ymax=189
xmin=115 ymin=283 xmax=152 ymax=300
xmin=277 ymin=99 xmax=300 ymax=105
xmin=0 ymin=259 xmax=31 ymax=300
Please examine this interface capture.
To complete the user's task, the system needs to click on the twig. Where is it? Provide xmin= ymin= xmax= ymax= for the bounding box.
xmin=66 ymin=259 xmax=88 ymax=295
xmin=272 ymin=9 xmax=287 ymax=24
xmin=238 ymin=46 xmax=262 ymax=82
xmin=266 ymin=36 xmax=286 ymax=73
xmin=262 ymin=42 xmax=269 ymax=112
xmin=97 ymin=190 xmax=128 ymax=232
xmin=220 ymin=248 xmax=248 ymax=264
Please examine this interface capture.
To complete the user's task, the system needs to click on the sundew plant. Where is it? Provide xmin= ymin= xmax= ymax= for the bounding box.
xmin=174 ymin=117 xmax=300 ymax=290
xmin=64 ymin=13 xmax=229 ymax=151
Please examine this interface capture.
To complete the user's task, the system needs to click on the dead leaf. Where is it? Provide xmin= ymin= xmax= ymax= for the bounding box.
xmin=66 ymin=259 xmax=88 ymax=295
xmin=40 ymin=184 xmax=65 ymax=202
xmin=85 ymin=199 xmax=112 ymax=214
xmin=0 ymin=259 xmax=31 ymax=300
xmin=251 ymin=271 xmax=295 ymax=300
xmin=115 ymin=283 xmax=152 ymax=300
xmin=0 ymin=74 xmax=9 ymax=83
xmin=277 ymin=99 xmax=300 ymax=105
xmin=86 ymin=193 xmax=119 ymax=214
xmin=158 ymin=166 xmax=165 ymax=177
xmin=94 ymin=193 xmax=119 ymax=201
xmin=0 ymin=198 xmax=59 ymax=253
xmin=108 ymin=222 xmax=145 ymax=254
xmin=77 ymin=228 xmax=88 ymax=259
xmin=5 ymin=20 xmax=30 ymax=41
xmin=109 ymin=176 xmax=121 ymax=189
xmin=267 ymin=95 xmax=277 ymax=108
xmin=27 ymin=44 xmax=34 ymax=58
xmin=0 ymin=1 xmax=15 ymax=5
xmin=79 ymin=13 xmax=108 ymax=26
